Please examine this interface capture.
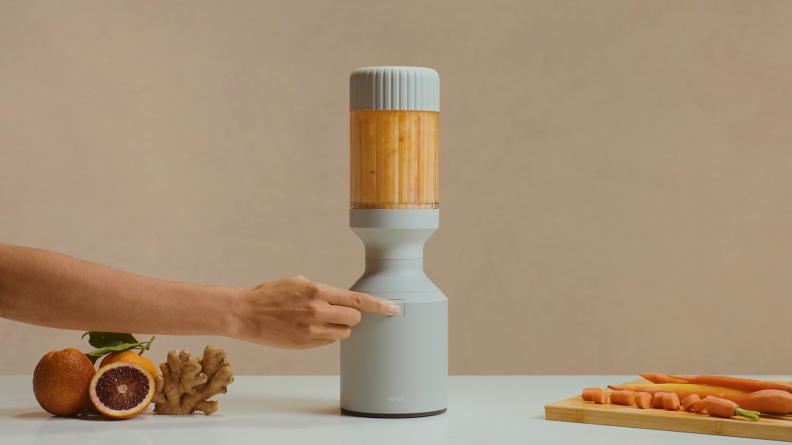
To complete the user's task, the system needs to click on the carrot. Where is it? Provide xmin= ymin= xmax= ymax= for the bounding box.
xmin=705 ymin=396 xmax=760 ymax=421
xmin=582 ymin=388 xmax=607 ymax=404
xmin=652 ymin=392 xmax=666 ymax=409
xmin=663 ymin=393 xmax=680 ymax=411
xmin=614 ymin=383 xmax=746 ymax=395
xmin=635 ymin=392 xmax=652 ymax=409
xmin=610 ymin=390 xmax=636 ymax=406
xmin=609 ymin=385 xmax=792 ymax=414
xmin=670 ymin=375 xmax=792 ymax=394
xmin=681 ymin=394 xmax=701 ymax=412
xmin=592 ymin=389 xmax=608 ymax=405
xmin=705 ymin=396 xmax=735 ymax=418
xmin=609 ymin=385 xmax=744 ymax=405
xmin=639 ymin=373 xmax=689 ymax=384
xmin=729 ymin=390 xmax=792 ymax=414
xmin=693 ymin=398 xmax=708 ymax=414
xmin=582 ymin=388 xmax=600 ymax=402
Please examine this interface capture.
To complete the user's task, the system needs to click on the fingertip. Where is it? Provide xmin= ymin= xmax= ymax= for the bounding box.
xmin=387 ymin=302 xmax=401 ymax=315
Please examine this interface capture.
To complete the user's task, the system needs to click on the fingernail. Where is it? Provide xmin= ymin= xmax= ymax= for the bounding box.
xmin=388 ymin=304 xmax=400 ymax=314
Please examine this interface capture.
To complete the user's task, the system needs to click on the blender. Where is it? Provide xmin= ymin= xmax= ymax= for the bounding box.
xmin=340 ymin=66 xmax=448 ymax=418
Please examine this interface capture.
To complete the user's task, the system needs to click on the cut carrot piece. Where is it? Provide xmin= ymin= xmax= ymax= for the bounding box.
xmin=663 ymin=392 xmax=680 ymax=411
xmin=610 ymin=390 xmax=637 ymax=407
xmin=706 ymin=396 xmax=738 ymax=418
xmin=592 ymin=389 xmax=607 ymax=404
xmin=681 ymin=394 xmax=701 ymax=412
xmin=693 ymin=398 xmax=708 ymax=414
xmin=705 ymin=396 xmax=760 ymax=421
xmin=582 ymin=387 xmax=600 ymax=402
xmin=635 ymin=392 xmax=652 ymax=409
xmin=652 ymin=392 xmax=666 ymax=409
xmin=706 ymin=396 xmax=737 ymax=418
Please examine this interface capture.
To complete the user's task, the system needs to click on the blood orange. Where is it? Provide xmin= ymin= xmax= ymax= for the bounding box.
xmin=89 ymin=362 xmax=155 ymax=419
xmin=32 ymin=348 xmax=96 ymax=416
xmin=99 ymin=350 xmax=159 ymax=379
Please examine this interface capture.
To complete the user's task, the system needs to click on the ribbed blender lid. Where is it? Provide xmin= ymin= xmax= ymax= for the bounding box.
xmin=350 ymin=66 xmax=439 ymax=112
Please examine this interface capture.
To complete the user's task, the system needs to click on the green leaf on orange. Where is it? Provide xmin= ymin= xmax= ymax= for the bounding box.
xmin=84 ymin=343 xmax=141 ymax=364
xmin=82 ymin=332 xmax=139 ymax=349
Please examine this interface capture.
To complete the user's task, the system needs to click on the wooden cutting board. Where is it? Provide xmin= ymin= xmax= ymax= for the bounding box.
xmin=545 ymin=379 xmax=792 ymax=442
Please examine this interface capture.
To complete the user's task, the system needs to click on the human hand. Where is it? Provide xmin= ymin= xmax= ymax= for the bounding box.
xmin=231 ymin=274 xmax=401 ymax=349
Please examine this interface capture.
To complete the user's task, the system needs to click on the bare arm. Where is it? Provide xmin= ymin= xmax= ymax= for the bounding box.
xmin=0 ymin=243 xmax=399 ymax=349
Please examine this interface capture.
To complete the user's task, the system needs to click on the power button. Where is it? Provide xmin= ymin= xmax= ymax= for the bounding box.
xmin=388 ymin=299 xmax=405 ymax=317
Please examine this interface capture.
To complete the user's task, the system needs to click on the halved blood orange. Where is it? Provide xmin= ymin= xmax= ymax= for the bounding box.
xmin=89 ymin=362 xmax=155 ymax=419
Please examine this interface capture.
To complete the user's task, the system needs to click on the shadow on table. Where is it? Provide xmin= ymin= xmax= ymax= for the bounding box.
xmin=13 ymin=410 xmax=143 ymax=421
xmin=8 ymin=394 xmax=340 ymax=420
xmin=11 ymin=410 xmax=50 ymax=419
xmin=7 ymin=396 xmax=344 ymax=433
xmin=10 ymin=397 xmax=447 ymax=436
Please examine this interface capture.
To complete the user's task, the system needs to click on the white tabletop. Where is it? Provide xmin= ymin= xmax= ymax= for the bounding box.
xmin=0 ymin=375 xmax=770 ymax=444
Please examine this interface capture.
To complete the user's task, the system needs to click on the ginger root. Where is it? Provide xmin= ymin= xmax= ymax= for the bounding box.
xmin=152 ymin=345 xmax=234 ymax=415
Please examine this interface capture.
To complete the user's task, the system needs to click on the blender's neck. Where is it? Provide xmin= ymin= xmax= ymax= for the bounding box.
xmin=349 ymin=209 xmax=441 ymax=293
xmin=350 ymin=258 xmax=439 ymax=292
xmin=349 ymin=209 xmax=439 ymax=260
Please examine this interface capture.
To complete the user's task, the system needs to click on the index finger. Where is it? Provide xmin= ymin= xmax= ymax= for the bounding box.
xmin=319 ymin=284 xmax=401 ymax=315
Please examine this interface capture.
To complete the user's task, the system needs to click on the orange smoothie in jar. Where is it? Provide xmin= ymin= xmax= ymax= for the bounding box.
xmin=350 ymin=110 xmax=438 ymax=209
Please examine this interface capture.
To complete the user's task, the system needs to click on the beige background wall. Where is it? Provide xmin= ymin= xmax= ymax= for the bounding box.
xmin=1 ymin=0 xmax=791 ymax=375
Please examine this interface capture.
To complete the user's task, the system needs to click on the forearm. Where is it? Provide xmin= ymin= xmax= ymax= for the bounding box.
xmin=0 ymin=243 xmax=240 ymax=336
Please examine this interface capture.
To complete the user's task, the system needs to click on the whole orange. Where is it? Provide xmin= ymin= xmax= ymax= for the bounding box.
xmin=99 ymin=350 xmax=159 ymax=379
xmin=32 ymin=348 xmax=96 ymax=416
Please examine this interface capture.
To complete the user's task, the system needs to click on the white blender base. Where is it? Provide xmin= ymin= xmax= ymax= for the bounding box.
xmin=341 ymin=209 xmax=448 ymax=418
xmin=340 ymin=291 xmax=447 ymax=417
